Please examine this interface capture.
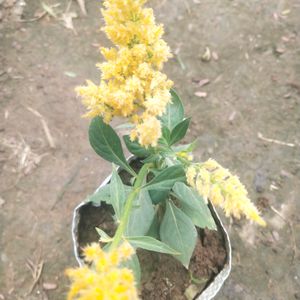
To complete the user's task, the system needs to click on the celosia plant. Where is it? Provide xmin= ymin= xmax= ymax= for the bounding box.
xmin=69 ymin=0 xmax=266 ymax=298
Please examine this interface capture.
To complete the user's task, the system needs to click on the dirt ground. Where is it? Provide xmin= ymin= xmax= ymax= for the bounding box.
xmin=0 ymin=0 xmax=300 ymax=299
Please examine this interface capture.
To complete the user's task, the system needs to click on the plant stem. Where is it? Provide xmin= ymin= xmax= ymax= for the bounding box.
xmin=110 ymin=163 xmax=151 ymax=250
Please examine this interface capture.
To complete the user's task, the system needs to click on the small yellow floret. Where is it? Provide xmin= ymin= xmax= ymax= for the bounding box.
xmin=186 ymin=160 xmax=266 ymax=226
xmin=66 ymin=243 xmax=139 ymax=300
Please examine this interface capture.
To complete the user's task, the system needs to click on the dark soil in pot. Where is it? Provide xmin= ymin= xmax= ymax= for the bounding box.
xmin=76 ymin=160 xmax=227 ymax=299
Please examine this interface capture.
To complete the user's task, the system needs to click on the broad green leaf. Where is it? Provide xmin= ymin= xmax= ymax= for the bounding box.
xmin=160 ymin=201 xmax=197 ymax=268
xmin=142 ymin=154 xmax=160 ymax=164
xmin=144 ymin=165 xmax=186 ymax=191
xmin=172 ymin=140 xmax=198 ymax=153
xmin=172 ymin=182 xmax=217 ymax=230
xmin=146 ymin=214 xmax=160 ymax=239
xmin=169 ymin=118 xmax=191 ymax=145
xmin=161 ymin=126 xmax=171 ymax=144
xmin=126 ymin=236 xmax=180 ymax=255
xmin=149 ymin=190 xmax=169 ymax=204
xmin=95 ymin=227 xmax=112 ymax=243
xmin=88 ymin=184 xmax=132 ymax=206
xmin=121 ymin=253 xmax=141 ymax=284
xmin=160 ymin=89 xmax=184 ymax=131
xmin=125 ymin=189 xmax=155 ymax=236
xmin=110 ymin=167 xmax=127 ymax=219
xmin=89 ymin=117 xmax=135 ymax=176
xmin=88 ymin=185 xmax=111 ymax=205
xmin=123 ymin=135 xmax=151 ymax=158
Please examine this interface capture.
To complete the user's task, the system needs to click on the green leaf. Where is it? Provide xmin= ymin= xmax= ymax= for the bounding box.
xmin=172 ymin=140 xmax=198 ymax=153
xmin=110 ymin=167 xmax=127 ymax=219
xmin=121 ymin=253 xmax=141 ymax=284
xmin=125 ymin=189 xmax=155 ymax=236
xmin=160 ymin=89 xmax=184 ymax=131
xmin=95 ymin=227 xmax=112 ymax=243
xmin=126 ymin=236 xmax=180 ymax=255
xmin=89 ymin=117 xmax=136 ymax=176
xmin=88 ymin=185 xmax=111 ymax=205
xmin=172 ymin=182 xmax=217 ymax=230
xmin=149 ymin=190 xmax=169 ymax=204
xmin=160 ymin=201 xmax=197 ymax=268
xmin=161 ymin=126 xmax=171 ymax=144
xmin=146 ymin=214 xmax=160 ymax=239
xmin=123 ymin=135 xmax=151 ymax=158
xmin=88 ymin=184 xmax=132 ymax=206
xmin=144 ymin=165 xmax=186 ymax=191
xmin=169 ymin=118 xmax=191 ymax=145
xmin=142 ymin=154 xmax=160 ymax=164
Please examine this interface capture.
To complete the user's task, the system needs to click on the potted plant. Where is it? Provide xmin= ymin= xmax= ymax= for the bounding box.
xmin=66 ymin=0 xmax=266 ymax=299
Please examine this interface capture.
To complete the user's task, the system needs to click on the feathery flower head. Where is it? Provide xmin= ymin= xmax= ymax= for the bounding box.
xmin=76 ymin=0 xmax=173 ymax=147
xmin=186 ymin=159 xmax=266 ymax=226
xmin=66 ymin=242 xmax=138 ymax=300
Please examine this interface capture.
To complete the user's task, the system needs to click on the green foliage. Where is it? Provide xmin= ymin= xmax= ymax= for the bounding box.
xmin=126 ymin=236 xmax=180 ymax=255
xmin=149 ymin=190 xmax=169 ymax=204
xmin=89 ymin=117 xmax=136 ymax=176
xmin=144 ymin=165 xmax=186 ymax=191
xmin=84 ymin=90 xmax=223 ymax=273
xmin=173 ymin=182 xmax=217 ymax=230
xmin=160 ymin=89 xmax=184 ymax=131
xmin=88 ymin=184 xmax=132 ymax=206
xmin=110 ymin=167 xmax=128 ymax=220
xmin=160 ymin=201 xmax=197 ymax=268
xmin=169 ymin=118 xmax=191 ymax=146
xmin=125 ymin=189 xmax=155 ymax=236
xmin=123 ymin=135 xmax=152 ymax=158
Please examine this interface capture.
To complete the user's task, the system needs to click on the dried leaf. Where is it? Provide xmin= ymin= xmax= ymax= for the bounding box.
xmin=212 ymin=51 xmax=219 ymax=61
xmin=64 ymin=71 xmax=77 ymax=78
xmin=198 ymin=78 xmax=210 ymax=87
xmin=281 ymin=9 xmax=290 ymax=16
xmin=77 ymin=0 xmax=87 ymax=15
xmin=62 ymin=12 xmax=77 ymax=33
xmin=194 ymin=91 xmax=207 ymax=98
xmin=41 ymin=2 xmax=58 ymax=19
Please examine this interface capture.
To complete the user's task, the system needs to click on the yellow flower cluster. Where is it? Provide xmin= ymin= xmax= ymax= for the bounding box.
xmin=76 ymin=0 xmax=173 ymax=147
xmin=186 ymin=159 xmax=266 ymax=226
xmin=66 ymin=242 xmax=139 ymax=300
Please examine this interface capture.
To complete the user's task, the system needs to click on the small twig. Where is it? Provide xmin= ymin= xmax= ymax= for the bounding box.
xmin=258 ymin=132 xmax=295 ymax=147
xmin=65 ymin=0 xmax=73 ymax=13
xmin=26 ymin=259 xmax=44 ymax=295
xmin=26 ymin=106 xmax=56 ymax=149
xmin=76 ymin=0 xmax=87 ymax=15
xmin=175 ymin=54 xmax=186 ymax=70
xmin=270 ymin=205 xmax=297 ymax=263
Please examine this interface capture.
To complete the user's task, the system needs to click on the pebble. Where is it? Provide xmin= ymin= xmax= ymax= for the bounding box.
xmin=42 ymin=282 xmax=58 ymax=290
xmin=254 ymin=170 xmax=267 ymax=193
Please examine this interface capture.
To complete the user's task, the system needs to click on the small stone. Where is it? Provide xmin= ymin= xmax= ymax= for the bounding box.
xmin=0 ymin=197 xmax=5 ymax=207
xmin=42 ymin=282 xmax=57 ymax=290
xmin=254 ymin=171 xmax=267 ymax=193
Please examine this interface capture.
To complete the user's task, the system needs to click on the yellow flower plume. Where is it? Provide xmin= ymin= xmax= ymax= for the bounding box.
xmin=66 ymin=242 xmax=139 ymax=300
xmin=76 ymin=0 xmax=173 ymax=147
xmin=186 ymin=159 xmax=266 ymax=226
